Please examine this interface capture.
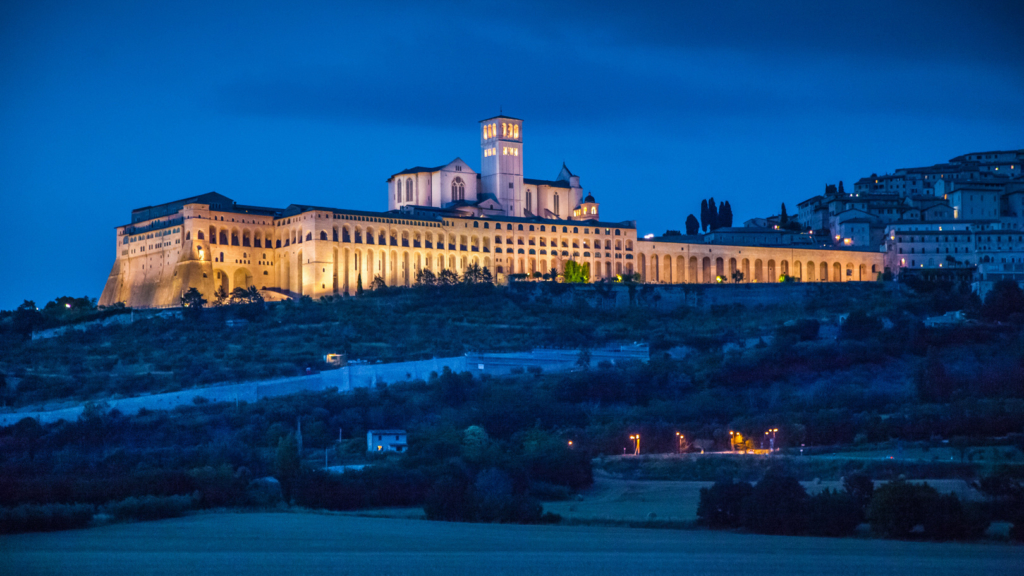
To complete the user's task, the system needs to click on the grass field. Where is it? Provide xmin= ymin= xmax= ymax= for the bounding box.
xmin=541 ymin=476 xmax=985 ymax=524
xmin=2 ymin=512 xmax=1021 ymax=576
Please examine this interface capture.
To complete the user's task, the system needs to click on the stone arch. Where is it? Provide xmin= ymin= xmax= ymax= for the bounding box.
xmin=729 ymin=257 xmax=737 ymax=280
xmin=209 ymin=225 xmax=217 ymax=244
xmin=846 ymin=263 xmax=854 ymax=281
xmin=676 ymin=256 xmax=686 ymax=283
xmin=219 ymin=229 xmax=229 ymax=245
xmin=858 ymin=263 xmax=867 ymax=281
xmin=689 ymin=256 xmax=699 ymax=283
xmin=638 ymin=253 xmax=647 ymax=282
xmin=754 ymin=259 xmax=764 ymax=282
xmin=702 ymin=257 xmax=711 ymax=283
xmin=320 ymin=230 xmax=328 ymax=241
xmin=242 ymin=229 xmax=251 ymax=247
xmin=793 ymin=260 xmax=801 ymax=279
xmin=715 ymin=257 xmax=724 ymax=280
xmin=233 ymin=268 xmax=252 ymax=291
xmin=767 ymin=259 xmax=776 ymax=282
xmin=742 ymin=258 xmax=750 ymax=281
xmin=231 ymin=228 xmax=240 ymax=246
xmin=833 ymin=262 xmax=842 ymax=282
xmin=806 ymin=261 xmax=815 ymax=282
xmin=663 ymin=255 xmax=672 ymax=283
xmin=780 ymin=260 xmax=789 ymax=277
xmin=296 ymin=250 xmax=304 ymax=295
xmin=820 ymin=262 xmax=828 ymax=282
xmin=403 ymin=251 xmax=410 ymax=286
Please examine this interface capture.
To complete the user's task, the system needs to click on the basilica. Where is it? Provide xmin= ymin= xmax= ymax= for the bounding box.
xmin=99 ymin=115 xmax=882 ymax=308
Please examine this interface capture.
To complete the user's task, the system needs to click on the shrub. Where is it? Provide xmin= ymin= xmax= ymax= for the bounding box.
xmin=101 ymin=494 xmax=196 ymax=522
xmin=807 ymin=489 xmax=862 ymax=537
xmin=696 ymin=479 xmax=753 ymax=528
xmin=921 ymin=493 xmax=990 ymax=541
xmin=868 ymin=479 xmax=937 ymax=538
xmin=424 ymin=474 xmax=474 ymax=521
xmin=0 ymin=503 xmax=94 ymax=534
xmin=741 ymin=471 xmax=809 ymax=535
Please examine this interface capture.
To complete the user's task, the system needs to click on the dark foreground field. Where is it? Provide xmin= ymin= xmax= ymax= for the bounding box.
xmin=2 ymin=512 xmax=1022 ymax=576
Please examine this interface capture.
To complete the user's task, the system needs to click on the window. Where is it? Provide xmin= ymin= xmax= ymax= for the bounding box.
xmin=396 ymin=179 xmax=402 ymax=203
xmin=553 ymin=193 xmax=559 ymax=216
xmin=526 ymin=190 xmax=532 ymax=213
xmin=452 ymin=177 xmax=465 ymax=201
xmin=406 ymin=179 xmax=413 ymax=202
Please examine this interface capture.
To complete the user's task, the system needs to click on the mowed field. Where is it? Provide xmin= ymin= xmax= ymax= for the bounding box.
xmin=2 ymin=512 xmax=1022 ymax=576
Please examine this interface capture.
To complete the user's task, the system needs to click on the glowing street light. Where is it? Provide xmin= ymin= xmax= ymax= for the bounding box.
xmin=629 ymin=434 xmax=640 ymax=455
xmin=729 ymin=430 xmax=736 ymax=452
xmin=765 ymin=428 xmax=779 ymax=452
xmin=675 ymin=432 xmax=685 ymax=454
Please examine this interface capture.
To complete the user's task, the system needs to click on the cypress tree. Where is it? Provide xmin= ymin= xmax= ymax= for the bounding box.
xmin=685 ymin=214 xmax=699 ymax=235
xmin=700 ymin=199 xmax=709 ymax=232
xmin=780 ymin=203 xmax=789 ymax=226
xmin=708 ymin=197 xmax=719 ymax=231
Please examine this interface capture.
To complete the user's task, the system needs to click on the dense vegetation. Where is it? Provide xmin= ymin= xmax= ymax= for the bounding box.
xmin=1 ymin=279 xmax=1023 ymax=535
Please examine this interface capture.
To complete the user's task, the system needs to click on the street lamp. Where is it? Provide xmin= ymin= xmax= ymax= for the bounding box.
xmin=729 ymin=430 xmax=735 ymax=452
xmin=629 ymin=434 xmax=640 ymax=455
xmin=676 ymin=432 xmax=685 ymax=454
xmin=766 ymin=428 xmax=778 ymax=452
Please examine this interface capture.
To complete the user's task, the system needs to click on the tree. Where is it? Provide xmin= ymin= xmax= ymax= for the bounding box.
xmin=838 ymin=181 xmax=845 ymax=195
xmin=718 ymin=201 xmax=730 ymax=229
xmin=922 ymin=493 xmax=989 ymax=541
xmin=841 ymin=310 xmax=882 ymax=340
xmin=415 ymin=268 xmax=437 ymax=287
xmin=731 ymin=270 xmax=744 ymax=283
xmin=462 ymin=262 xmax=490 ymax=285
xmin=700 ymin=199 xmax=710 ymax=233
xmin=275 ymin=433 xmax=301 ymax=504
xmin=981 ymin=280 xmax=1024 ymax=323
xmin=371 ymin=275 xmax=388 ymax=291
xmin=685 ymin=214 xmax=699 ymax=235
xmin=697 ymin=479 xmax=753 ymax=528
xmin=437 ymin=269 xmax=459 ymax=287
xmin=181 ymin=288 xmax=206 ymax=320
xmin=12 ymin=300 xmax=43 ymax=337
xmin=356 ymin=273 xmax=364 ymax=296
xmin=563 ymin=261 xmax=590 ymax=284
xmin=212 ymin=286 xmax=229 ymax=306
xmin=708 ymin=196 xmax=719 ymax=231
xmin=741 ymin=471 xmax=809 ymax=535
xmin=808 ymin=489 xmax=863 ymax=537
xmin=779 ymin=203 xmax=789 ymax=226
xmin=868 ymin=479 xmax=937 ymax=538
xmin=843 ymin=472 xmax=874 ymax=512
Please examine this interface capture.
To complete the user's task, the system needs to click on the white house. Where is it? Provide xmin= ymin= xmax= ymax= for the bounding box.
xmin=367 ymin=429 xmax=407 ymax=453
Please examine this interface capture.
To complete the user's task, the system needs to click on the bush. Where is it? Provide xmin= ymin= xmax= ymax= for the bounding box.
xmin=921 ymin=493 xmax=990 ymax=541
xmin=101 ymin=494 xmax=196 ymax=522
xmin=868 ymin=479 xmax=937 ymax=538
xmin=741 ymin=471 xmax=809 ymax=535
xmin=807 ymin=489 xmax=863 ymax=537
xmin=0 ymin=503 xmax=94 ymax=534
xmin=696 ymin=479 xmax=753 ymax=528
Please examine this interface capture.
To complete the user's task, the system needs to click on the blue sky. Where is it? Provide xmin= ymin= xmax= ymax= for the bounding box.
xmin=1 ymin=0 xmax=1022 ymax=309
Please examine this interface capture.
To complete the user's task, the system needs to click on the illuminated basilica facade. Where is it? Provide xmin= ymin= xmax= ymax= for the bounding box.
xmin=99 ymin=115 xmax=882 ymax=308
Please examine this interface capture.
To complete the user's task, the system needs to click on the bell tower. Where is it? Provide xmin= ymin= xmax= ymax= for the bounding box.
xmin=479 ymin=115 xmax=523 ymax=217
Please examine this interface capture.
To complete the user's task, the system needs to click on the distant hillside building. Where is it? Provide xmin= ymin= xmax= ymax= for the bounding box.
xmin=367 ymin=430 xmax=407 ymax=453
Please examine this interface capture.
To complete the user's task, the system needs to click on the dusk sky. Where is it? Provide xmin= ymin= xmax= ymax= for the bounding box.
xmin=2 ymin=0 xmax=1022 ymax=310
